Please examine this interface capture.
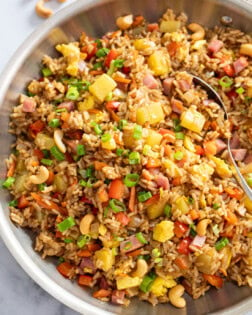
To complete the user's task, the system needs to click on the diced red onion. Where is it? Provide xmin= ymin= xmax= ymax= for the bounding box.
xmin=215 ymin=139 xmax=227 ymax=153
xmin=244 ymin=153 xmax=252 ymax=164
xmin=230 ymin=132 xmax=240 ymax=149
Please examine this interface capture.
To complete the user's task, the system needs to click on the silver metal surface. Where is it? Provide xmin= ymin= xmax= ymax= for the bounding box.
xmin=192 ymin=75 xmax=252 ymax=200
xmin=0 ymin=0 xmax=252 ymax=315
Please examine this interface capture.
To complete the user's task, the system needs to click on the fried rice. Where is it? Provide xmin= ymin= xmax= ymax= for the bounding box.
xmin=3 ymin=8 xmax=252 ymax=308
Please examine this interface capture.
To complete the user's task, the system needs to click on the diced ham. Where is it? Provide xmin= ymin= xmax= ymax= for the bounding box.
xmin=189 ymin=235 xmax=206 ymax=251
xmin=230 ymin=132 xmax=240 ymax=149
xmin=231 ymin=149 xmax=247 ymax=161
xmin=171 ymin=98 xmax=184 ymax=114
xmin=178 ymin=79 xmax=191 ymax=92
xmin=80 ymin=258 xmax=96 ymax=271
xmin=148 ymin=167 xmax=160 ymax=176
xmin=57 ymin=101 xmax=75 ymax=112
xmin=163 ymin=78 xmax=174 ymax=96
xmin=116 ymin=81 xmax=129 ymax=92
xmin=111 ymin=290 xmax=126 ymax=305
xmin=143 ymin=74 xmax=158 ymax=89
xmin=208 ymin=39 xmax=224 ymax=53
xmin=22 ymin=98 xmax=36 ymax=112
xmin=155 ymin=173 xmax=170 ymax=190
xmin=215 ymin=139 xmax=227 ymax=153
xmin=120 ymin=235 xmax=144 ymax=254
xmin=64 ymin=139 xmax=78 ymax=154
xmin=244 ymin=153 xmax=252 ymax=164
xmin=99 ymin=276 xmax=109 ymax=290
xmin=233 ymin=57 xmax=248 ymax=75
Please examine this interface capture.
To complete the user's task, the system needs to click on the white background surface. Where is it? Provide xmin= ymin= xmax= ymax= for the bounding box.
xmin=0 ymin=2 xmax=79 ymax=314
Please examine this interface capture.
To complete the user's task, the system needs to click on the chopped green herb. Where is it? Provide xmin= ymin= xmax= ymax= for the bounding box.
xmin=57 ymin=257 xmax=65 ymax=264
xmin=94 ymin=39 xmax=102 ymax=48
xmin=38 ymin=183 xmax=46 ymax=191
xmin=133 ymin=125 xmax=142 ymax=140
xmin=188 ymin=197 xmax=194 ymax=204
xmin=174 ymin=151 xmax=184 ymax=161
xmin=116 ymin=148 xmax=124 ymax=156
xmin=55 ymin=108 xmax=67 ymax=113
xmin=93 ymin=62 xmax=103 ymax=70
xmin=173 ymin=119 xmax=182 ymax=132
xmin=189 ymin=224 xmax=197 ymax=237
xmin=96 ymin=47 xmax=110 ymax=58
xmin=76 ymin=144 xmax=86 ymax=156
xmin=219 ymin=76 xmax=233 ymax=88
xmin=105 ymin=91 xmax=113 ymax=101
xmin=236 ymin=87 xmax=245 ymax=94
xmin=123 ymin=173 xmax=140 ymax=187
xmin=42 ymin=149 xmax=50 ymax=158
xmin=26 ymin=91 xmax=35 ymax=97
xmin=164 ymin=204 xmax=171 ymax=217
xmin=152 ymin=248 xmax=160 ymax=258
xmin=91 ymin=122 xmax=103 ymax=135
xmin=140 ymin=272 xmax=157 ymax=293
xmin=77 ymin=234 xmax=91 ymax=248
xmin=213 ymin=203 xmax=220 ymax=210
xmin=175 ymin=132 xmax=185 ymax=140
xmin=101 ymin=133 xmax=112 ymax=142
xmin=118 ymin=119 xmax=127 ymax=130
xmin=79 ymin=178 xmax=96 ymax=188
xmin=64 ymin=238 xmax=73 ymax=243
xmin=107 ymin=59 xmax=124 ymax=76
xmin=129 ymin=151 xmax=140 ymax=164
xmin=136 ymin=232 xmax=148 ymax=244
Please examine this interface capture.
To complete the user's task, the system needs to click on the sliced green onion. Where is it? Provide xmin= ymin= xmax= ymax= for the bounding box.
xmin=64 ymin=238 xmax=73 ymax=243
xmin=96 ymin=47 xmax=110 ymax=57
xmin=164 ymin=204 xmax=171 ymax=217
xmin=213 ymin=203 xmax=220 ymax=210
xmin=246 ymin=174 xmax=252 ymax=187
xmin=85 ymin=165 xmax=94 ymax=178
xmin=77 ymin=144 xmax=86 ymax=156
xmin=219 ymin=76 xmax=233 ymax=88
xmin=55 ymin=108 xmax=67 ymax=113
xmin=123 ymin=174 xmax=140 ymax=187
xmin=101 ymin=133 xmax=112 ymax=142
xmin=103 ymin=206 xmax=109 ymax=217
xmin=2 ymin=177 xmax=15 ymax=189
xmin=174 ymin=151 xmax=184 ymax=161
xmin=118 ymin=119 xmax=127 ymax=130
xmin=137 ymin=191 xmax=152 ymax=202
xmin=79 ymin=178 xmax=96 ymax=188
xmin=57 ymin=257 xmax=65 ymax=264
xmin=50 ymin=146 xmax=65 ymax=161
xmin=116 ymin=148 xmax=124 ymax=156
xmin=41 ymin=158 xmax=53 ymax=166
xmin=173 ymin=119 xmax=182 ymax=132
xmin=38 ymin=183 xmax=46 ymax=191
xmin=27 ymin=91 xmax=35 ymax=97
xmin=42 ymin=67 xmax=52 ymax=77
xmin=215 ymin=237 xmax=229 ymax=251
xmin=175 ymin=132 xmax=185 ymax=140
xmin=152 ymin=248 xmax=160 ymax=258
xmin=94 ymin=39 xmax=102 ymax=48
xmin=9 ymin=200 xmax=18 ymax=207
xmin=107 ymin=59 xmax=124 ymax=76
xmin=236 ymin=87 xmax=245 ymax=94
xmin=109 ymin=199 xmax=126 ymax=213
xmin=138 ymin=254 xmax=151 ymax=261
xmin=129 ymin=151 xmax=140 ymax=165
xmin=212 ymin=224 xmax=220 ymax=236
xmin=133 ymin=125 xmax=142 ymax=140
xmin=42 ymin=149 xmax=50 ymax=158
xmin=66 ymin=86 xmax=79 ymax=100
xmin=136 ymin=232 xmax=148 ymax=244
xmin=143 ymin=145 xmax=151 ymax=156
xmin=77 ymin=234 xmax=91 ymax=248
xmin=154 ymin=257 xmax=163 ymax=264
xmin=49 ymin=118 xmax=60 ymax=128
xmin=189 ymin=224 xmax=197 ymax=237
xmin=91 ymin=122 xmax=103 ymax=135
xmin=105 ymin=91 xmax=113 ymax=101
xmin=139 ymin=272 xmax=157 ymax=293
xmin=57 ymin=216 xmax=76 ymax=232
xmin=92 ymin=62 xmax=103 ymax=70
xmin=188 ymin=197 xmax=194 ymax=204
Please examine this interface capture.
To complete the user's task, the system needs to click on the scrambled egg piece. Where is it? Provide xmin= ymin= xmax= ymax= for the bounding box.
xmin=209 ymin=156 xmax=232 ymax=178
xmin=116 ymin=276 xmax=142 ymax=290
xmin=150 ymin=276 xmax=177 ymax=297
xmin=153 ymin=220 xmax=174 ymax=242
xmin=56 ymin=43 xmax=80 ymax=77
xmin=94 ymin=248 xmax=115 ymax=272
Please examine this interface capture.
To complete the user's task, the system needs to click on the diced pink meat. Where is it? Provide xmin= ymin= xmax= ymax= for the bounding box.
xmin=80 ymin=258 xmax=96 ymax=272
xmin=111 ymin=290 xmax=126 ymax=305
xmin=208 ymin=39 xmax=224 ymax=53
xmin=116 ymin=81 xmax=129 ymax=92
xmin=230 ymin=132 xmax=240 ymax=149
xmin=189 ymin=235 xmax=206 ymax=250
xmin=233 ymin=57 xmax=248 ymax=75
xmin=143 ymin=74 xmax=158 ymax=89
xmin=178 ymin=79 xmax=191 ymax=92
xmin=244 ymin=153 xmax=252 ymax=164
xmin=148 ymin=167 xmax=160 ymax=176
xmin=57 ymin=101 xmax=75 ymax=112
xmin=155 ymin=173 xmax=170 ymax=190
xmin=163 ymin=78 xmax=174 ymax=96
xmin=22 ymin=98 xmax=36 ymax=112
xmin=215 ymin=139 xmax=227 ymax=153
xmin=64 ymin=139 xmax=78 ymax=154
xmin=171 ymin=98 xmax=184 ymax=114
xmin=231 ymin=149 xmax=247 ymax=161
xmin=120 ymin=235 xmax=144 ymax=254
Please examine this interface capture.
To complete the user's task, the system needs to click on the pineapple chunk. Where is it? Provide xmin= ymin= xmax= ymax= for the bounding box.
xmin=199 ymin=193 xmax=206 ymax=208
xmin=184 ymin=136 xmax=195 ymax=152
xmin=53 ymin=174 xmax=68 ymax=193
xmin=210 ymin=156 xmax=232 ymax=178
xmin=243 ymin=196 xmax=252 ymax=213
xmin=99 ymin=224 xmax=107 ymax=236
xmin=116 ymin=276 xmax=142 ymax=290
xmin=160 ymin=20 xmax=181 ymax=33
xmin=220 ymin=247 xmax=232 ymax=272
xmin=181 ymin=106 xmax=206 ymax=133
xmin=134 ymin=39 xmax=155 ymax=51
xmin=56 ymin=43 xmax=80 ymax=77
xmin=102 ymin=238 xmax=120 ymax=248
xmin=175 ymin=196 xmax=190 ymax=214
xmin=191 ymin=163 xmax=214 ymax=183
xmin=136 ymin=103 xmax=164 ymax=125
xmin=77 ymin=95 xmax=95 ymax=111
xmin=147 ymin=192 xmax=169 ymax=219
xmin=35 ymin=133 xmax=55 ymax=150
xmin=101 ymin=137 xmax=116 ymax=150
xmin=146 ymin=129 xmax=163 ymax=146
xmin=89 ymin=74 xmax=116 ymax=102
xmin=150 ymin=276 xmax=176 ymax=297
xmin=163 ymin=159 xmax=182 ymax=177
xmin=148 ymin=51 xmax=171 ymax=76
xmin=14 ymin=173 xmax=29 ymax=193
xmin=153 ymin=220 xmax=174 ymax=242
xmin=94 ymin=248 xmax=115 ymax=272
xmin=123 ymin=128 xmax=138 ymax=149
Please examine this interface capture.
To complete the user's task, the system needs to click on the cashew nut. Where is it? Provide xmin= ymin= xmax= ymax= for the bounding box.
xmin=196 ymin=219 xmax=211 ymax=236
xmin=80 ymin=213 xmax=95 ymax=235
xmin=240 ymin=44 xmax=252 ymax=57
xmin=35 ymin=0 xmax=53 ymax=19
xmin=116 ymin=15 xmax=133 ymax=30
xmin=188 ymin=23 xmax=205 ymax=41
xmin=54 ymin=129 xmax=66 ymax=153
xmin=131 ymin=259 xmax=148 ymax=278
xmin=30 ymin=166 xmax=49 ymax=184
xmin=169 ymin=284 xmax=186 ymax=308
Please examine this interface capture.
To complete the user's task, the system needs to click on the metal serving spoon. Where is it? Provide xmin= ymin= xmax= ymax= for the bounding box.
xmin=192 ymin=74 xmax=252 ymax=200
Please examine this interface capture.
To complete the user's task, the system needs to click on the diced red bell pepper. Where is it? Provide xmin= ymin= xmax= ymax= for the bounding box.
xmin=115 ymin=212 xmax=131 ymax=226
xmin=105 ymin=101 xmax=120 ymax=111
xmin=78 ymin=275 xmax=93 ymax=287
xmin=121 ymin=66 xmax=131 ymax=74
xmin=177 ymin=237 xmax=192 ymax=255
xmin=33 ymin=149 xmax=44 ymax=160
xmin=195 ymin=145 xmax=205 ymax=156
xmin=223 ymin=64 xmax=235 ymax=77
xmin=174 ymin=221 xmax=189 ymax=238
xmin=18 ymin=195 xmax=29 ymax=209
xmin=104 ymin=49 xmax=118 ymax=68
xmin=81 ymin=42 xmax=97 ymax=61
xmin=203 ymin=274 xmax=223 ymax=288
xmin=57 ymin=262 xmax=74 ymax=278
xmin=226 ymin=89 xmax=238 ymax=101
xmin=29 ymin=120 xmax=45 ymax=135
xmin=80 ymin=196 xmax=93 ymax=204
